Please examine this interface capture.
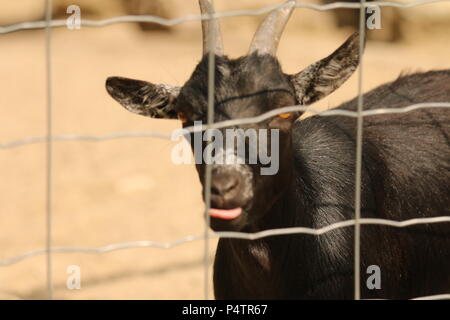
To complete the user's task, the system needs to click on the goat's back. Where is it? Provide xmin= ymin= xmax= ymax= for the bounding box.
xmin=337 ymin=70 xmax=450 ymax=220
xmin=290 ymin=70 xmax=449 ymax=299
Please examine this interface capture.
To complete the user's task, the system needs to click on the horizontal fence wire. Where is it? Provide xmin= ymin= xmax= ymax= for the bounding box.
xmin=0 ymin=0 xmax=449 ymax=34
xmin=1 ymin=216 xmax=449 ymax=266
xmin=1 ymin=0 xmax=449 ymax=300
xmin=2 ymin=103 xmax=450 ymax=149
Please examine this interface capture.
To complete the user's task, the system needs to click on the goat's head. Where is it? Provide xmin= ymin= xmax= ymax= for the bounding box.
xmin=105 ymin=0 xmax=360 ymax=231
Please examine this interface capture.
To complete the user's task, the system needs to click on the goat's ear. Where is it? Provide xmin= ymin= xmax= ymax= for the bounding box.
xmin=289 ymin=32 xmax=362 ymax=105
xmin=105 ymin=76 xmax=180 ymax=119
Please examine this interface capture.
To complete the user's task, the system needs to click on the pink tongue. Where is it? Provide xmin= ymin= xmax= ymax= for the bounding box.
xmin=209 ymin=207 xmax=242 ymax=220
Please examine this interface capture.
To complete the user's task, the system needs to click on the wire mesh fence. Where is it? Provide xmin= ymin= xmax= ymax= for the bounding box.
xmin=0 ymin=0 xmax=449 ymax=300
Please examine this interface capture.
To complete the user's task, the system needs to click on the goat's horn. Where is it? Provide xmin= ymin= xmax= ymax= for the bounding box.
xmin=248 ymin=1 xmax=295 ymax=56
xmin=199 ymin=0 xmax=224 ymax=55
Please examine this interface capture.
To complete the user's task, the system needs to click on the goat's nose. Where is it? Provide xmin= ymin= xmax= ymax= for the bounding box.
xmin=211 ymin=173 xmax=240 ymax=198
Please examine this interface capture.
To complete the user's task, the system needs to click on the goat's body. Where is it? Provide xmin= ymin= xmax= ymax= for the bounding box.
xmin=106 ymin=0 xmax=448 ymax=300
xmin=214 ymin=70 xmax=450 ymax=299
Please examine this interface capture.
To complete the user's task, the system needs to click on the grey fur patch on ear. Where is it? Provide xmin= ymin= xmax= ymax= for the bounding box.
xmin=289 ymin=32 xmax=361 ymax=105
xmin=105 ymin=76 xmax=180 ymax=119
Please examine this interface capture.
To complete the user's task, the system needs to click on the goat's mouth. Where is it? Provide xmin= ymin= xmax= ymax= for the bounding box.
xmin=208 ymin=207 xmax=242 ymax=220
xmin=208 ymin=206 xmax=249 ymax=231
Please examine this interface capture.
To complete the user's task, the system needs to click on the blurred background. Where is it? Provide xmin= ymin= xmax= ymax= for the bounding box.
xmin=1 ymin=0 xmax=449 ymax=299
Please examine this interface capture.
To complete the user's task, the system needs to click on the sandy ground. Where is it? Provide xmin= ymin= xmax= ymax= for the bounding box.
xmin=1 ymin=3 xmax=450 ymax=300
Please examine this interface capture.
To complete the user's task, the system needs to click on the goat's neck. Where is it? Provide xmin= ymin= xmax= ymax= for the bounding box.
xmin=231 ymin=174 xmax=302 ymax=264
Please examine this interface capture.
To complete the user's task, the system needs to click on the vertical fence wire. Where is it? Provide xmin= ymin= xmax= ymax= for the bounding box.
xmin=44 ymin=0 xmax=53 ymax=300
xmin=354 ymin=0 xmax=367 ymax=300
xmin=203 ymin=0 xmax=217 ymax=300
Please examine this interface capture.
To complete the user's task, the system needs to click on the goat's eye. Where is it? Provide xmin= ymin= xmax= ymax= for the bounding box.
xmin=278 ymin=112 xmax=292 ymax=119
xmin=178 ymin=112 xmax=188 ymax=124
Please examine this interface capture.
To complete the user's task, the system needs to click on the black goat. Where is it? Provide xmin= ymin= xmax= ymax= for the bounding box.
xmin=105 ymin=0 xmax=449 ymax=299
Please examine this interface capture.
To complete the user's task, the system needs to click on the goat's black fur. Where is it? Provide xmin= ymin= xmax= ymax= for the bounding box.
xmin=106 ymin=42 xmax=449 ymax=299
xmin=214 ymin=70 xmax=450 ymax=299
